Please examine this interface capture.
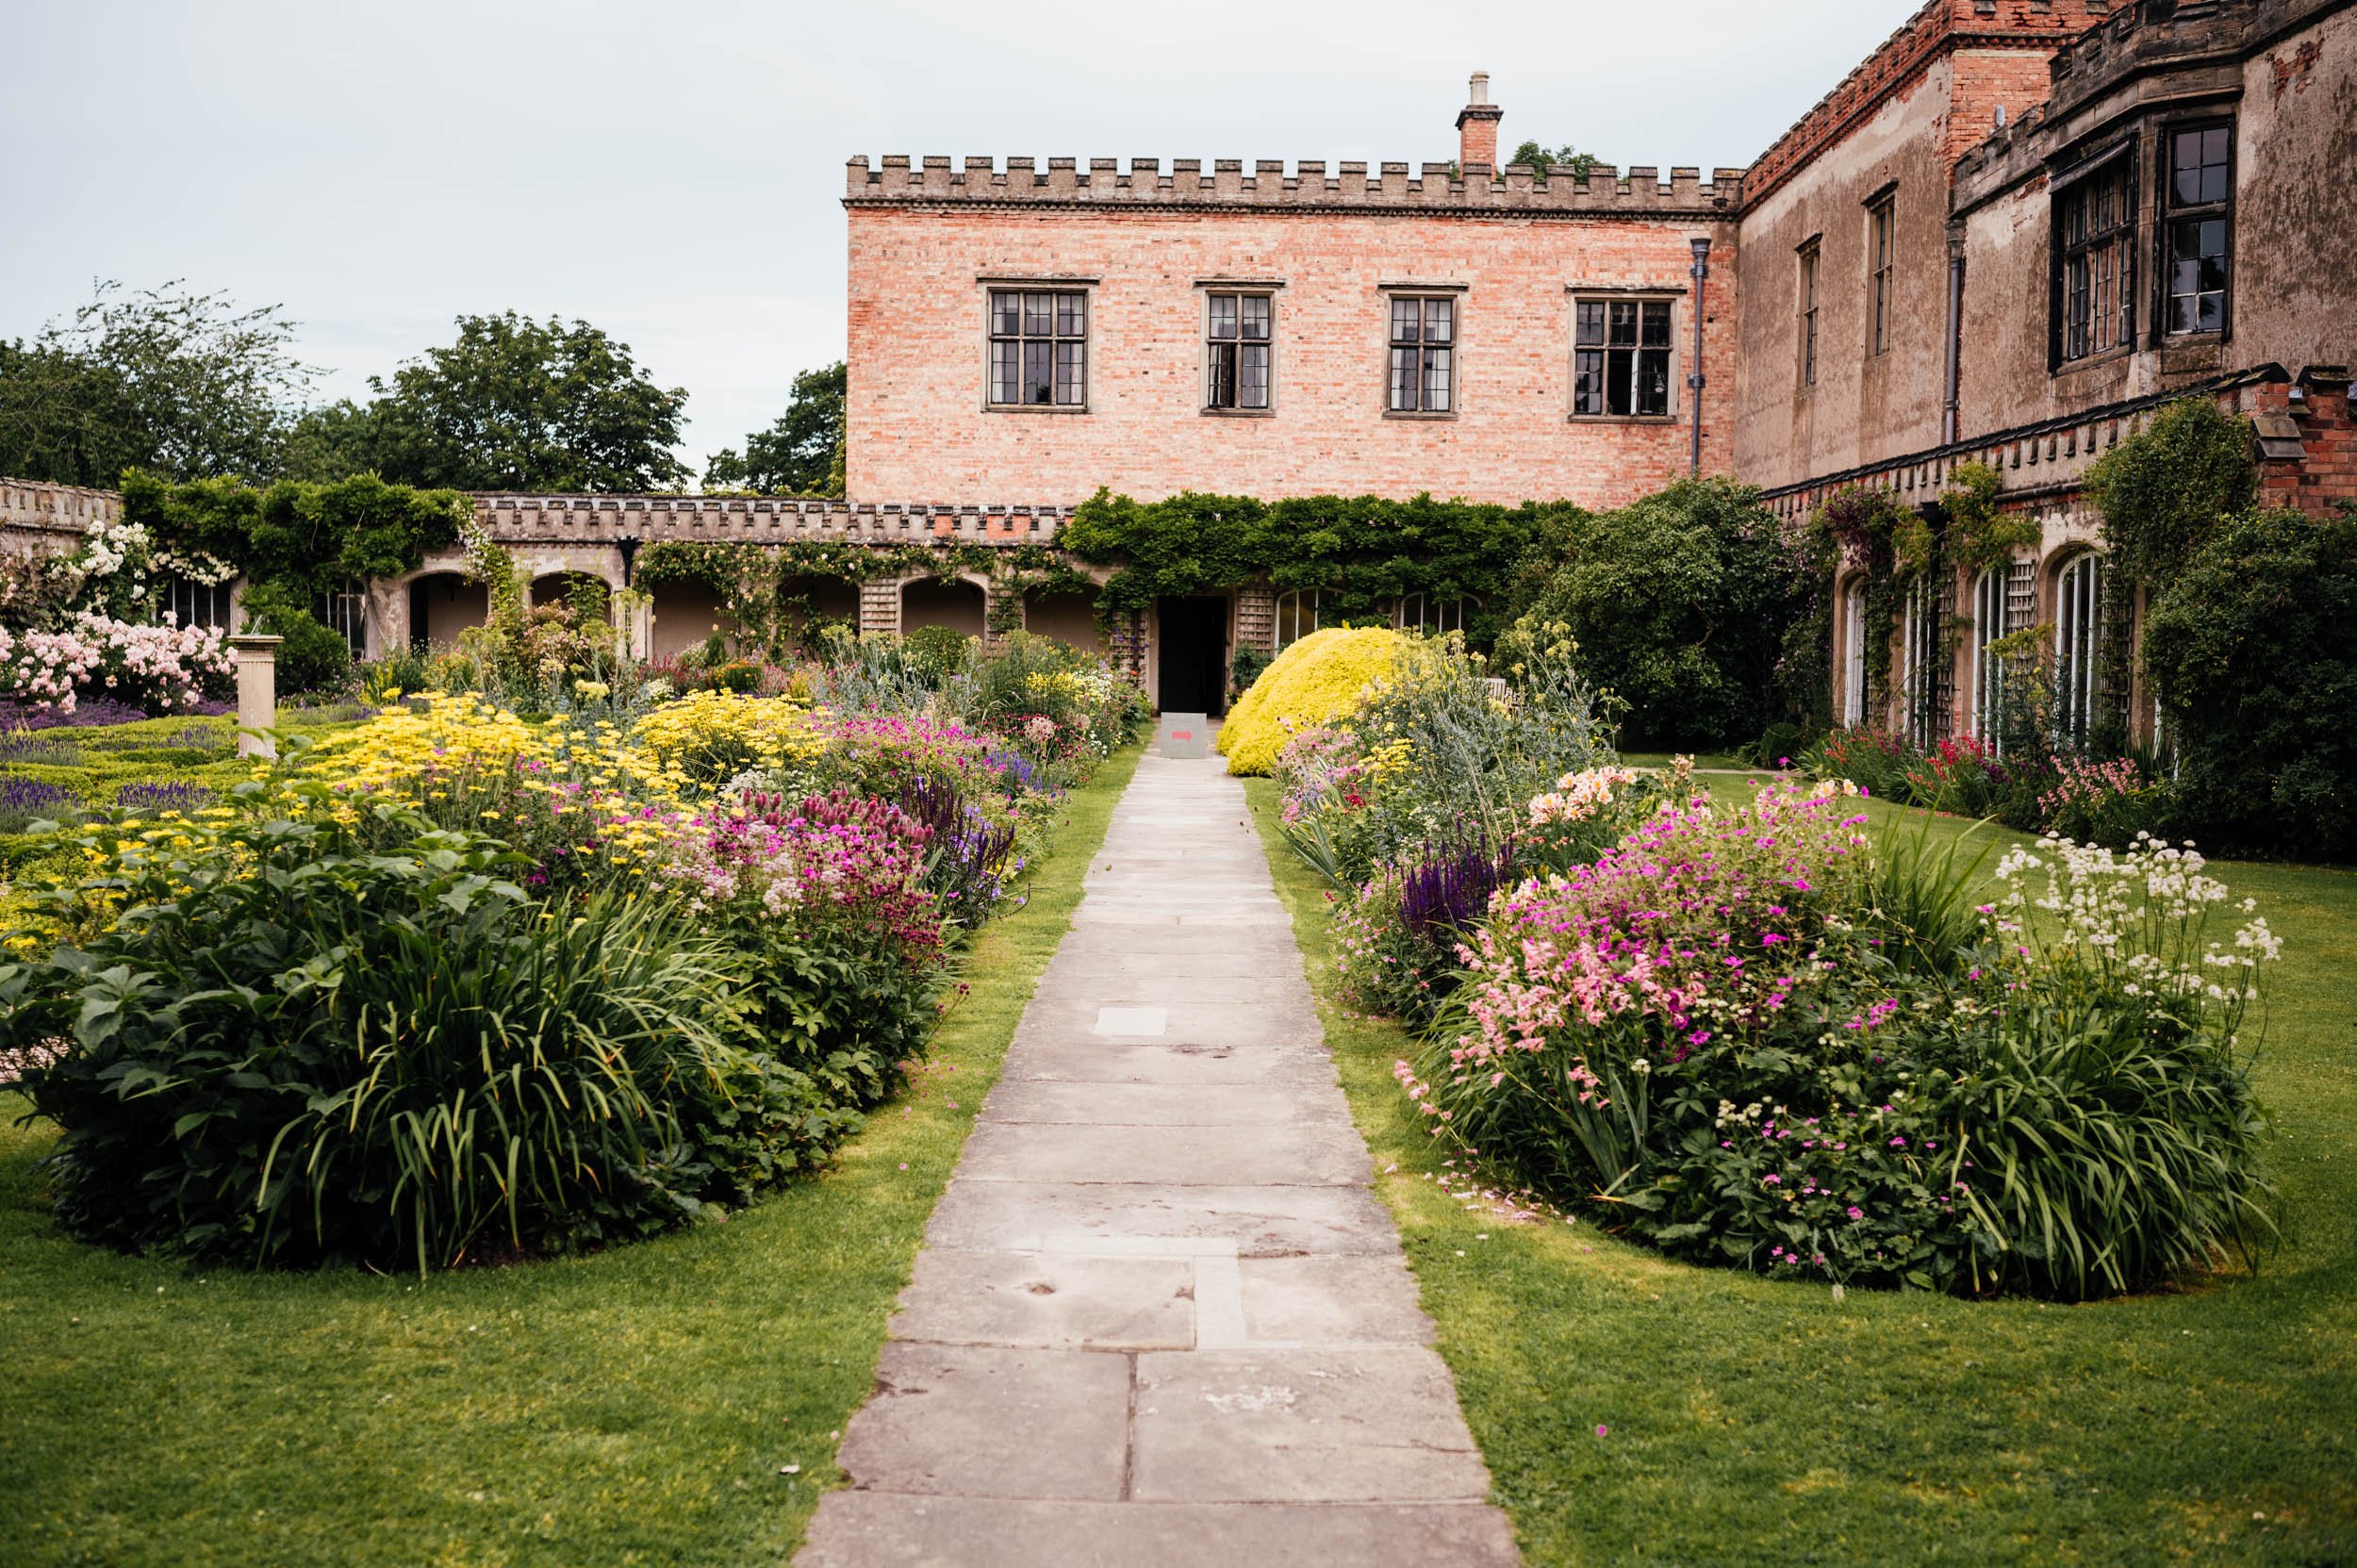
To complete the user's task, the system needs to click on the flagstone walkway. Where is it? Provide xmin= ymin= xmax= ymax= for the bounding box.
xmin=799 ymin=752 xmax=1518 ymax=1566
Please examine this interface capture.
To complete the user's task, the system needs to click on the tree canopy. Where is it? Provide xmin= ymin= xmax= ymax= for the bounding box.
xmin=0 ymin=281 xmax=312 ymax=487
xmin=285 ymin=312 xmax=690 ymax=492
xmin=1508 ymin=140 xmax=1602 ymax=179
xmin=702 ymin=361 xmax=846 ymax=496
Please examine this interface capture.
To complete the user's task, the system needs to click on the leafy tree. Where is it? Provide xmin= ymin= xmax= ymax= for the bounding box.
xmin=2142 ymin=503 xmax=2357 ymax=858
xmin=0 ymin=281 xmax=311 ymax=486
xmin=287 ymin=312 xmax=689 ymax=492
xmin=1509 ymin=477 xmax=1821 ymax=751
xmin=1508 ymin=140 xmax=1602 ymax=179
xmin=702 ymin=361 xmax=847 ymax=496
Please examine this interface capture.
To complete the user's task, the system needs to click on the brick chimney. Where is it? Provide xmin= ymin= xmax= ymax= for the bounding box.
xmin=1457 ymin=72 xmax=1503 ymax=173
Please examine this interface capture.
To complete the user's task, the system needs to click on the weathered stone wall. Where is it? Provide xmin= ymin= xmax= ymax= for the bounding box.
xmin=845 ymin=164 xmax=1739 ymax=507
xmin=1950 ymin=0 xmax=2357 ymax=441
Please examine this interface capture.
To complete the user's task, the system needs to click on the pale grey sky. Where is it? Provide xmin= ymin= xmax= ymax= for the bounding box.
xmin=1 ymin=0 xmax=1917 ymax=471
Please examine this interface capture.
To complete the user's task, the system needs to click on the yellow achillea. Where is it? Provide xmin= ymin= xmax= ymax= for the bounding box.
xmin=297 ymin=692 xmax=554 ymax=797
xmin=627 ymin=688 xmax=825 ymax=792
xmin=1218 ymin=626 xmax=1406 ymax=777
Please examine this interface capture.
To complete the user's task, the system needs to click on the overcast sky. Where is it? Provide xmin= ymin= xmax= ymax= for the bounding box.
xmin=2 ymin=0 xmax=1918 ymax=472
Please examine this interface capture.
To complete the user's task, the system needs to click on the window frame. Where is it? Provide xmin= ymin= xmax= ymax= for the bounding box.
xmin=1382 ymin=291 xmax=1460 ymax=418
xmin=982 ymin=284 xmax=1092 ymax=412
xmin=2157 ymin=116 xmax=2233 ymax=342
xmin=2052 ymin=147 xmax=2138 ymax=369
xmin=1273 ymin=587 xmax=1327 ymax=649
xmin=1841 ymin=578 xmax=1870 ymax=726
xmin=162 ymin=573 xmax=235 ymax=632
xmin=1797 ymin=238 xmax=1821 ymax=389
xmin=1569 ymin=293 xmax=1679 ymax=421
xmin=2053 ymin=551 xmax=2104 ymax=743
xmin=1865 ymin=189 xmax=1897 ymax=358
xmin=1201 ymin=289 xmax=1276 ymax=416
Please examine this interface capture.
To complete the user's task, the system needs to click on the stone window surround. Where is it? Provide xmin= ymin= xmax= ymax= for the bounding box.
xmin=1796 ymin=235 xmax=1821 ymax=392
xmin=2160 ymin=113 xmax=2234 ymax=344
xmin=1378 ymin=281 xmax=1468 ymax=421
xmin=1194 ymin=278 xmax=1285 ymax=419
xmin=977 ymin=274 xmax=1098 ymax=414
xmin=2049 ymin=139 xmax=2141 ymax=373
xmin=1565 ymin=284 xmax=1687 ymax=423
xmin=1864 ymin=182 xmax=1897 ymax=358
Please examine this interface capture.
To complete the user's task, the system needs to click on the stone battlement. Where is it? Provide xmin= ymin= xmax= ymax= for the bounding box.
xmin=844 ymin=156 xmax=1746 ymax=218
xmin=0 ymin=478 xmax=121 ymax=546
xmin=470 ymin=493 xmax=1072 ymax=546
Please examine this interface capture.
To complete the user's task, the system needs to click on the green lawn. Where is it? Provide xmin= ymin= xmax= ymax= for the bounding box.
xmin=1246 ymin=778 xmax=2357 ymax=1567
xmin=0 ymin=744 xmax=1142 ymax=1568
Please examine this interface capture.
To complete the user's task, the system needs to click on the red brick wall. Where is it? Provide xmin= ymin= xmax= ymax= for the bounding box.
xmin=846 ymin=206 xmax=1737 ymax=507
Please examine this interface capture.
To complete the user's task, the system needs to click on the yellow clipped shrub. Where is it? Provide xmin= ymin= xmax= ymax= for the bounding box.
xmin=1218 ymin=626 xmax=1405 ymax=776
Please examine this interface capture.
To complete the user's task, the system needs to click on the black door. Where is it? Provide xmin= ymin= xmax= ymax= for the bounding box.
xmin=1156 ymin=596 xmax=1229 ymax=715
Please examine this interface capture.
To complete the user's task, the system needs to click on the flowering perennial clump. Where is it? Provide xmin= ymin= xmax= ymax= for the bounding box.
xmin=1404 ymin=778 xmax=2280 ymax=1299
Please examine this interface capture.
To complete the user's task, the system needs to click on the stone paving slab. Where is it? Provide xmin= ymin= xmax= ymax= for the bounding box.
xmin=891 ymin=1250 xmax=1195 ymax=1350
xmin=955 ymin=1120 xmax=1370 ymax=1187
xmin=923 ymin=1179 xmax=1403 ymax=1257
xmin=1002 ymin=1038 xmax=1338 ymax=1088
xmin=833 ymin=1342 xmax=1129 ymax=1500
xmin=799 ymin=1495 xmax=1522 ymax=1568
xmin=798 ymin=754 xmax=1515 ymax=1565
xmin=1130 ymin=1347 xmax=1493 ymax=1504
xmin=981 ymin=1079 xmax=1327 ymax=1126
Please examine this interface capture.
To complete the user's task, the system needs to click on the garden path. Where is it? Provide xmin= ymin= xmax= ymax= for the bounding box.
xmin=799 ymin=752 xmax=1518 ymax=1566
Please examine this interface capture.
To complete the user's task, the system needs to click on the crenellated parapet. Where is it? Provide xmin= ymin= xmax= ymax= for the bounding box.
xmin=470 ymin=494 xmax=1074 ymax=546
xmin=844 ymin=155 xmax=1745 ymax=219
xmin=1 ymin=478 xmax=121 ymax=550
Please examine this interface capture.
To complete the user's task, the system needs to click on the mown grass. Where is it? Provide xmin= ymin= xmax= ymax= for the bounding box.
xmin=1246 ymin=777 xmax=2357 ymax=1567
xmin=0 ymin=743 xmax=1142 ymax=1568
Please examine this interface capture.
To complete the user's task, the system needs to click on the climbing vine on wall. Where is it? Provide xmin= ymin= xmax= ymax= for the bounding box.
xmin=1060 ymin=489 xmax=1567 ymax=647
xmin=1811 ymin=485 xmax=1926 ymax=725
xmin=635 ymin=537 xmax=1096 ymax=656
xmin=118 ymin=469 xmax=469 ymax=608
xmin=2081 ymin=396 xmax=2262 ymax=751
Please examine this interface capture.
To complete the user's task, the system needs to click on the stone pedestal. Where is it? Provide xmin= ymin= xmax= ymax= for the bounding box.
xmin=228 ymin=635 xmax=283 ymax=759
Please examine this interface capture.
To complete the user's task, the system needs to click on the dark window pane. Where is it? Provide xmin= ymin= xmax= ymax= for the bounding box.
xmin=2172 ymin=132 xmax=2202 ymax=204
xmin=1608 ymin=301 xmax=1637 ymax=346
xmin=1638 ymin=348 xmax=1670 ymax=415
xmin=1024 ymin=340 xmax=1052 ymax=403
xmin=1575 ymin=301 xmax=1605 ymax=345
xmin=1390 ymin=346 xmax=1417 ymax=408
xmin=991 ymin=340 xmax=1019 ymax=403
xmin=1209 ymin=341 xmax=1236 ymax=406
xmin=2200 ymin=218 xmax=2227 ymax=266
xmin=1241 ymin=343 xmax=1269 ymax=407
xmin=1640 ymin=302 xmax=1672 ymax=346
xmin=1424 ymin=347 xmax=1451 ymax=410
xmin=1055 ymin=341 xmax=1084 ymax=404
xmin=1425 ymin=299 xmax=1453 ymax=344
xmin=1392 ymin=298 xmax=1419 ymax=343
xmin=1607 ymin=349 xmax=1633 ymax=415
xmin=1242 ymin=296 xmax=1270 ymax=338
xmin=2198 ymin=291 xmax=2222 ymax=333
xmin=1209 ymin=293 xmax=1237 ymax=339
xmin=1574 ymin=349 xmax=1602 ymax=414
xmin=1056 ymin=292 xmax=1085 ymax=336
xmin=991 ymin=291 xmax=1020 ymax=336
xmin=1024 ymin=292 xmax=1053 ymax=335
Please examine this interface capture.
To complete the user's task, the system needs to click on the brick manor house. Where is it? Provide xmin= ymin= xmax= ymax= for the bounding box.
xmin=5 ymin=0 xmax=2352 ymax=724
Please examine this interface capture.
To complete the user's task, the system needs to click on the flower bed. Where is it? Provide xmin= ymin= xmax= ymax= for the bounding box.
xmin=1401 ymin=780 xmax=2279 ymax=1299
xmin=0 ymin=633 xmax=1146 ymax=1272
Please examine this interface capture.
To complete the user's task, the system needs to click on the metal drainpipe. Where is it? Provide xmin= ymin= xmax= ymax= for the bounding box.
xmin=1689 ymin=238 xmax=1712 ymax=475
xmin=1941 ymin=238 xmax=1965 ymax=445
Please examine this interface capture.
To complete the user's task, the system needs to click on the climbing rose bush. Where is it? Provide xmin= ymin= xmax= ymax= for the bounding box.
xmin=1409 ymin=781 xmax=2280 ymax=1299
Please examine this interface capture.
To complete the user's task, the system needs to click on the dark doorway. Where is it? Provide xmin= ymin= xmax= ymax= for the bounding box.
xmin=1157 ymin=595 xmax=1229 ymax=715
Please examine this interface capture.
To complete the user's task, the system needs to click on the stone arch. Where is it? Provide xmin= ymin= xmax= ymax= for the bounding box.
xmin=530 ymin=569 xmax=613 ymax=611
xmin=1021 ymin=586 xmax=1105 ymax=652
xmin=406 ymin=570 xmax=488 ymax=651
xmin=648 ymin=580 xmax=736 ymax=662
xmin=900 ymin=574 xmax=987 ymax=636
